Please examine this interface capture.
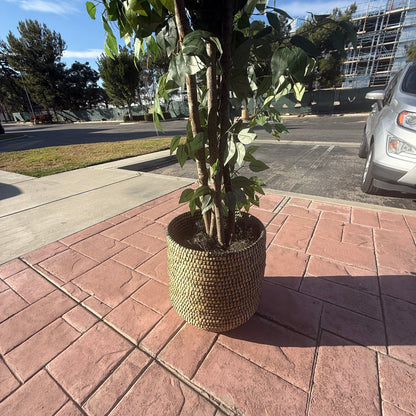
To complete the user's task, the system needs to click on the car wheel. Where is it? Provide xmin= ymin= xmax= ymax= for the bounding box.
xmin=361 ymin=145 xmax=379 ymax=194
xmin=358 ymin=127 xmax=368 ymax=158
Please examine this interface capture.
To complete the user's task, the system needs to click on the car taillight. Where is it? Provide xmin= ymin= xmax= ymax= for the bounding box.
xmin=397 ymin=111 xmax=416 ymax=132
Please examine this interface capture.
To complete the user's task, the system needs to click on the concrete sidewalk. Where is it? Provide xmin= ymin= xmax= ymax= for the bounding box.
xmin=1 ymin=184 xmax=416 ymax=415
xmin=0 ymin=150 xmax=193 ymax=264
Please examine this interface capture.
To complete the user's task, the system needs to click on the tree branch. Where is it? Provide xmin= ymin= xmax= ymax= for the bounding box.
xmin=218 ymin=0 xmax=235 ymax=246
xmin=174 ymin=0 xmax=211 ymax=233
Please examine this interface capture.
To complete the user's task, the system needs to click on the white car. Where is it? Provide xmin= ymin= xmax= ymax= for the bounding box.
xmin=359 ymin=61 xmax=416 ymax=194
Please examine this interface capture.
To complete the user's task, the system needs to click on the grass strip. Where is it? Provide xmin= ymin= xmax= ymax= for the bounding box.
xmin=0 ymin=137 xmax=173 ymax=177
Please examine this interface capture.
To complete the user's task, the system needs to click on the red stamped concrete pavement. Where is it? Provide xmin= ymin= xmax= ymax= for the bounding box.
xmin=1 ymin=189 xmax=416 ymax=415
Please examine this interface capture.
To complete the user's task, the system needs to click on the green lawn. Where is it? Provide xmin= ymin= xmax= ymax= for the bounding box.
xmin=0 ymin=137 xmax=174 ymax=177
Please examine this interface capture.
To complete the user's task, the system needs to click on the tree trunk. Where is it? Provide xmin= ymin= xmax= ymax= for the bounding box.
xmin=174 ymin=0 xmax=211 ymax=234
xmin=206 ymin=41 xmax=223 ymax=244
xmin=127 ymin=103 xmax=133 ymax=120
xmin=219 ymin=0 xmax=235 ymax=246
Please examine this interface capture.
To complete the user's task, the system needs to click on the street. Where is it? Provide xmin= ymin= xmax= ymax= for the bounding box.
xmin=2 ymin=115 xmax=416 ymax=210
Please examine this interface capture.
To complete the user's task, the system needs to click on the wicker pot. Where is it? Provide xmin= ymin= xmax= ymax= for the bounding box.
xmin=166 ymin=211 xmax=266 ymax=332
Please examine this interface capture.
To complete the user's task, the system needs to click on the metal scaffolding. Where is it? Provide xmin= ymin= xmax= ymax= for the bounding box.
xmin=342 ymin=0 xmax=416 ymax=88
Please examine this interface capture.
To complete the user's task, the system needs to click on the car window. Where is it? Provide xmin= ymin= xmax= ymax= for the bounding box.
xmin=402 ymin=66 xmax=416 ymax=94
xmin=384 ymin=71 xmax=401 ymax=104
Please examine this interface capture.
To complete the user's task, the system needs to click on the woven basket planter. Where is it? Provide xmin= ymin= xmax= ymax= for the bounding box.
xmin=166 ymin=211 xmax=266 ymax=332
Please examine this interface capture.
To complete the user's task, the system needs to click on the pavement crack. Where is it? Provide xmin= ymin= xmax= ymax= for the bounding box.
xmin=177 ymin=383 xmax=186 ymax=414
xmin=276 ymin=346 xmax=295 ymax=368
xmin=119 ymin=271 xmax=135 ymax=290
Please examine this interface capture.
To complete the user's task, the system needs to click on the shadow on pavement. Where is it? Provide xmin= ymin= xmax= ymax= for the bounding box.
xmin=223 ymin=275 xmax=415 ymax=355
xmin=120 ymin=156 xmax=178 ymax=172
xmin=0 ymin=183 xmax=22 ymax=201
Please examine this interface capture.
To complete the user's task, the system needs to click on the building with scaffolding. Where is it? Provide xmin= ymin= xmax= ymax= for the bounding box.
xmin=342 ymin=0 xmax=416 ymax=88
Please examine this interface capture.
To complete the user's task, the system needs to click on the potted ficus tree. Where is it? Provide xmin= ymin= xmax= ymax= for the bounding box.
xmin=87 ymin=0 xmax=355 ymax=331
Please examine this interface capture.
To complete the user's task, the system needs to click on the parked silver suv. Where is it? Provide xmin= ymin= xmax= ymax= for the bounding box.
xmin=359 ymin=61 xmax=416 ymax=194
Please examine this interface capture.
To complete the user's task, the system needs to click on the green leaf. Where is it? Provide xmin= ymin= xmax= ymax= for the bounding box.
xmin=273 ymin=123 xmax=288 ymax=133
xmin=153 ymin=111 xmax=163 ymax=132
xmin=183 ymin=30 xmax=211 ymax=45
xmin=103 ymin=43 xmax=114 ymax=59
xmin=182 ymin=31 xmax=207 ymax=56
xmin=147 ymin=36 xmax=159 ymax=60
xmin=287 ymin=47 xmax=308 ymax=82
xmin=266 ymin=12 xmax=280 ymax=31
xmin=262 ymin=122 xmax=273 ymax=134
xmin=183 ymin=55 xmax=203 ymax=76
xmin=246 ymin=145 xmax=259 ymax=155
xmin=232 ymin=40 xmax=251 ymax=69
xmin=234 ymin=188 xmax=247 ymax=205
xmin=190 ymin=132 xmax=204 ymax=152
xmin=290 ymin=35 xmax=320 ymax=57
xmin=209 ymin=36 xmax=222 ymax=56
xmin=176 ymin=144 xmax=188 ymax=167
xmin=86 ymin=1 xmax=96 ymax=19
xmin=249 ymin=160 xmax=269 ymax=172
xmin=201 ymin=194 xmax=213 ymax=214
xmin=256 ymin=76 xmax=272 ymax=96
xmin=168 ymin=54 xmax=186 ymax=89
xmin=253 ymin=26 xmax=272 ymax=40
xmin=224 ymin=191 xmax=236 ymax=213
xmin=170 ymin=135 xmax=181 ymax=155
xmin=225 ymin=140 xmax=236 ymax=166
xmin=193 ymin=185 xmax=210 ymax=199
xmin=231 ymin=73 xmax=254 ymax=102
xmin=250 ymin=176 xmax=265 ymax=186
xmin=236 ymin=142 xmax=246 ymax=166
xmin=231 ymin=176 xmax=252 ymax=188
xmin=267 ymin=7 xmax=292 ymax=19
xmin=189 ymin=198 xmax=197 ymax=215
xmin=179 ymin=188 xmax=194 ymax=203
xmin=238 ymin=128 xmax=257 ymax=144
xmin=106 ymin=32 xmax=118 ymax=56
xmin=293 ymin=82 xmax=305 ymax=101
xmin=148 ymin=0 xmax=163 ymax=14
xmin=271 ymin=48 xmax=290 ymax=83
xmin=134 ymin=37 xmax=144 ymax=59
xmin=159 ymin=0 xmax=175 ymax=12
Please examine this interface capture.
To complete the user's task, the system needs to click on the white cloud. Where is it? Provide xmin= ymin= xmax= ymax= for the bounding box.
xmin=63 ymin=49 xmax=103 ymax=59
xmin=17 ymin=0 xmax=78 ymax=14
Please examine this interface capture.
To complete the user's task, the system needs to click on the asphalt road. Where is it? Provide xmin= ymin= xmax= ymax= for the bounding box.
xmin=0 ymin=120 xmax=185 ymax=151
xmin=2 ymin=115 xmax=416 ymax=210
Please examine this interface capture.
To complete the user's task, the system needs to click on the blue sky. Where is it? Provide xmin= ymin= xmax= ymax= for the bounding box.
xmin=0 ymin=0 xmax=353 ymax=71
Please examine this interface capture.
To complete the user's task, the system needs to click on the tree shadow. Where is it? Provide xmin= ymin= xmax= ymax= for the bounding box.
xmin=223 ymin=275 xmax=416 ymax=361
xmin=120 ymin=155 xmax=178 ymax=172
xmin=0 ymin=183 xmax=22 ymax=200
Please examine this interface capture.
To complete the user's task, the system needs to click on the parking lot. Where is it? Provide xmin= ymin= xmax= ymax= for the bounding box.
xmin=2 ymin=115 xmax=416 ymax=210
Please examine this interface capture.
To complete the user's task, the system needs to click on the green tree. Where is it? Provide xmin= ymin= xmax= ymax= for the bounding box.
xmin=63 ymin=61 xmax=101 ymax=110
xmin=137 ymin=55 xmax=170 ymax=106
xmin=88 ymin=0 xmax=354 ymax=247
xmin=405 ymin=42 xmax=416 ymax=62
xmin=1 ymin=20 xmax=67 ymax=116
xmin=97 ymin=47 xmax=141 ymax=119
xmin=0 ymin=53 xmax=34 ymax=115
xmin=297 ymin=4 xmax=357 ymax=89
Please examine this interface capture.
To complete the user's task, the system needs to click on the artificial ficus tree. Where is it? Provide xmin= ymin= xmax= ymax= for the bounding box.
xmin=87 ymin=0 xmax=356 ymax=248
